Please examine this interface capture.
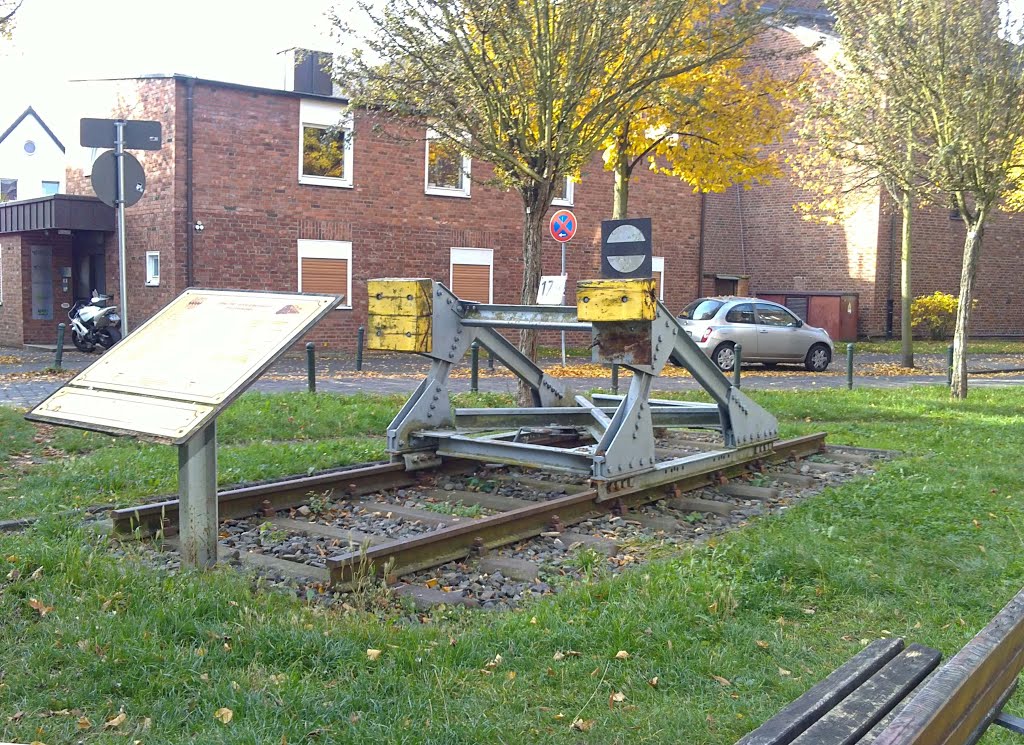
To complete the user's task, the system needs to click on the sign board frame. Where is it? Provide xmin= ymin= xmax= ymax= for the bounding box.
xmin=601 ymin=217 xmax=653 ymax=279
xmin=26 ymin=288 xmax=341 ymax=444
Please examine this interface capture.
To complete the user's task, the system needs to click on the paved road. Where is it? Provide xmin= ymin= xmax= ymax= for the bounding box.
xmin=3 ymin=345 xmax=1023 ymax=409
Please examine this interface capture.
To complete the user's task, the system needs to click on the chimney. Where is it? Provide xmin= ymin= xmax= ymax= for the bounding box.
xmin=281 ymin=49 xmax=334 ymax=96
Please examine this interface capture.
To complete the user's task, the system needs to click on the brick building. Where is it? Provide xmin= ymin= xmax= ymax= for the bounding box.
xmin=26 ymin=68 xmax=698 ymax=351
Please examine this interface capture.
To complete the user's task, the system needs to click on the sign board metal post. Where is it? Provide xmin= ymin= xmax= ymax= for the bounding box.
xmin=179 ymin=422 xmax=218 ymax=568
xmin=115 ymin=120 xmax=129 ymax=335
xmin=549 ymin=209 xmax=578 ymax=368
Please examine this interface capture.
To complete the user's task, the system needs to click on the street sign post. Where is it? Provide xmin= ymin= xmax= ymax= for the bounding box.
xmin=81 ymin=118 xmax=164 ymax=336
xmin=549 ymin=209 xmax=577 ymax=366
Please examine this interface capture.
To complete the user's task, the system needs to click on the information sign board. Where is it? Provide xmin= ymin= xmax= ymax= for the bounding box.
xmin=536 ymin=275 xmax=567 ymax=306
xmin=27 ymin=289 xmax=340 ymax=443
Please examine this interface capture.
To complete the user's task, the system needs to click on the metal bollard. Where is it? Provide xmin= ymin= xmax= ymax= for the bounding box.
xmin=733 ymin=344 xmax=742 ymax=387
xmin=846 ymin=343 xmax=854 ymax=390
xmin=611 ymin=364 xmax=619 ymax=395
xmin=306 ymin=342 xmax=316 ymax=394
xmin=470 ymin=341 xmax=480 ymax=393
xmin=947 ymin=344 xmax=954 ymax=386
xmin=54 ymin=323 xmax=65 ymax=370
xmin=488 ymin=349 xmax=495 ymax=371
xmin=356 ymin=326 xmax=365 ymax=372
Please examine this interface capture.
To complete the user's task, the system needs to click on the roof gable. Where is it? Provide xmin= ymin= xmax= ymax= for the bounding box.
xmin=0 ymin=106 xmax=66 ymax=153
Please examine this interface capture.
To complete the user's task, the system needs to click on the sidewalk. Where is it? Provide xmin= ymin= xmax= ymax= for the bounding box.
xmin=3 ymin=345 xmax=1024 ymax=409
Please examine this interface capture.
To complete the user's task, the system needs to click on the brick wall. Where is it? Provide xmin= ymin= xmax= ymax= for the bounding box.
xmin=0 ymin=234 xmax=23 ymax=346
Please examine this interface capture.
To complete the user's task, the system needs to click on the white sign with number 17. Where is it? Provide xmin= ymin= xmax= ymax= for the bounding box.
xmin=536 ymin=275 xmax=567 ymax=306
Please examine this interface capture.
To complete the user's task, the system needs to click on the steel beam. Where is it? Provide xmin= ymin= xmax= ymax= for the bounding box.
xmin=431 ymin=433 xmax=595 ymax=473
xmin=452 ymin=407 xmax=721 ymax=429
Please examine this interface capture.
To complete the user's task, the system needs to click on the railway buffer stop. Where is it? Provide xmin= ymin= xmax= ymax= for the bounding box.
xmin=25 ymin=289 xmax=341 ymax=569
xmin=363 ymin=275 xmax=779 ymax=502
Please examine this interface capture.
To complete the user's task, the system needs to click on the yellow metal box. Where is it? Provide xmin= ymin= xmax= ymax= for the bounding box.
xmin=367 ymin=314 xmax=432 ymax=353
xmin=576 ymin=278 xmax=657 ymax=322
xmin=367 ymin=278 xmax=434 ymax=318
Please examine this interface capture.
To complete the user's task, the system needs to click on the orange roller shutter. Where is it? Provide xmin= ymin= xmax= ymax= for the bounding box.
xmin=451 ymin=263 xmax=491 ymax=302
xmin=301 ymin=257 xmax=348 ymax=302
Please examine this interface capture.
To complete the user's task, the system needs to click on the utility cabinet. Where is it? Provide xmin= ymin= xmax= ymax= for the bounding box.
xmin=756 ymin=291 xmax=859 ymax=342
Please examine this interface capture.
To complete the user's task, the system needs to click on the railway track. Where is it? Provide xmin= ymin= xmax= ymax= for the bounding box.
xmin=108 ymin=432 xmax=893 ymax=608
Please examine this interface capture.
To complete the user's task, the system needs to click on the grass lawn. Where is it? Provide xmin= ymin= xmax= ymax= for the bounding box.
xmin=2 ymin=387 xmax=1024 ymax=744
xmin=852 ymin=338 xmax=1024 ymax=355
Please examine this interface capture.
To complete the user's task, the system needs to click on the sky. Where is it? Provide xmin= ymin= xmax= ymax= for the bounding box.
xmin=5 ymin=0 xmax=1024 ymax=145
xmin=0 ymin=0 xmax=368 ymax=141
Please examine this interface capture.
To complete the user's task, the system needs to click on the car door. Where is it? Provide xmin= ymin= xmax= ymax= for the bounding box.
xmin=722 ymin=302 xmax=760 ymax=357
xmin=754 ymin=303 xmax=804 ymax=361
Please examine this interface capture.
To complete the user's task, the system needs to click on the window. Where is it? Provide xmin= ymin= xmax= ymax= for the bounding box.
xmin=298 ymin=239 xmax=352 ymax=309
xmin=552 ymin=177 xmax=575 ymax=206
xmin=680 ymin=299 xmax=723 ymax=320
xmin=449 ymin=247 xmax=493 ymax=302
xmin=42 ymin=181 xmax=60 ymax=196
xmin=425 ymin=130 xmax=471 ymax=197
xmin=299 ymin=99 xmax=353 ymax=188
xmin=0 ymin=179 xmax=16 ymax=202
xmin=145 ymin=252 xmax=160 ymax=287
xmin=651 ymin=257 xmax=664 ymax=301
xmin=725 ymin=303 xmax=756 ymax=324
xmin=755 ymin=303 xmax=799 ymax=327
xmin=24 ymin=140 xmax=36 ymax=155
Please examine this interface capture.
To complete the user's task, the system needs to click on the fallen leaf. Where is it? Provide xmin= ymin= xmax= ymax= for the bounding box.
xmin=712 ymin=675 xmax=731 ymax=687
xmin=608 ymin=692 xmax=626 ymax=708
xmin=425 ymin=578 xmax=439 ymax=589
xmin=552 ymin=652 xmax=565 ymax=661
xmin=485 ymin=653 xmax=502 ymax=669
xmin=349 ymin=712 xmax=361 ymax=724
xmin=214 ymin=707 xmax=233 ymax=724
xmin=77 ymin=716 xmax=91 ymax=731
xmin=6 ymin=568 xmax=19 ymax=581
xmin=30 ymin=566 xmax=43 ymax=580
xmin=366 ymin=649 xmax=382 ymax=661
xmin=103 ymin=711 xmax=126 ymax=729
xmin=28 ymin=598 xmax=53 ymax=616
xmin=8 ymin=711 xmax=25 ymax=722
xmin=779 ymin=667 xmax=792 ymax=677
xmin=506 ymin=671 xmax=516 ymax=681
xmin=530 ymin=617 xmax=538 ymax=625
xmin=615 ymin=650 xmax=630 ymax=660
xmin=755 ymin=640 xmax=770 ymax=649
xmin=571 ymin=718 xmax=594 ymax=732
xmin=648 ymin=677 xmax=659 ymax=688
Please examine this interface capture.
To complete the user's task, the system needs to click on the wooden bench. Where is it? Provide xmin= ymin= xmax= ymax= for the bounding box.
xmin=737 ymin=587 xmax=1024 ymax=744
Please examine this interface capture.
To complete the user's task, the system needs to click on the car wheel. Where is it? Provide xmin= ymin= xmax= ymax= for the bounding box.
xmin=712 ymin=342 xmax=736 ymax=372
xmin=805 ymin=343 xmax=831 ymax=372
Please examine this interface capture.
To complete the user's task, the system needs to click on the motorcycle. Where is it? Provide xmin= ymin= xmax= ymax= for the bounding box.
xmin=69 ymin=292 xmax=122 ymax=353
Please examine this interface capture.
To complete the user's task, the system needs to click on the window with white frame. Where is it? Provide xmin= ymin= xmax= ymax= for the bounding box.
xmin=449 ymin=247 xmax=493 ymax=302
xmin=552 ymin=176 xmax=575 ymax=206
xmin=145 ymin=252 xmax=160 ymax=287
xmin=299 ymin=99 xmax=353 ymax=188
xmin=0 ymin=179 xmax=16 ymax=202
xmin=298 ymin=239 xmax=352 ymax=309
xmin=42 ymin=181 xmax=60 ymax=196
xmin=651 ymin=257 xmax=665 ymax=301
xmin=425 ymin=129 xmax=471 ymax=197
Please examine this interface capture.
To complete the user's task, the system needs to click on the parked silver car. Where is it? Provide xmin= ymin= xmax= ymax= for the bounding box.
xmin=677 ymin=297 xmax=834 ymax=372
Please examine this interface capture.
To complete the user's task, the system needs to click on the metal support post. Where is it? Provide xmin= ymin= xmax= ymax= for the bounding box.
xmin=488 ymin=349 xmax=495 ymax=371
xmin=54 ymin=323 xmax=65 ymax=370
xmin=947 ymin=345 xmax=954 ymax=386
xmin=470 ymin=341 xmax=480 ymax=393
xmin=115 ymin=119 xmax=129 ymax=336
xmin=306 ymin=342 xmax=316 ymax=393
xmin=733 ymin=343 xmax=742 ymax=388
xmin=560 ymin=242 xmax=567 ymax=367
xmin=356 ymin=326 xmax=365 ymax=371
xmin=846 ymin=343 xmax=854 ymax=390
xmin=611 ymin=364 xmax=619 ymax=394
xmin=178 ymin=422 xmax=218 ymax=569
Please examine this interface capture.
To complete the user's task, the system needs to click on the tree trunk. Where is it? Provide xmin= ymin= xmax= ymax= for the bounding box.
xmin=517 ymin=198 xmax=547 ymax=403
xmin=950 ymin=212 xmax=985 ymax=399
xmin=899 ymin=189 xmax=914 ymax=368
xmin=612 ymin=129 xmax=630 ymax=220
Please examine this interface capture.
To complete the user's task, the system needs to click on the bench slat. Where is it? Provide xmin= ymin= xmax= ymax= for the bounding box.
xmin=873 ymin=589 xmax=1024 ymax=745
xmin=736 ymin=638 xmax=905 ymax=745
xmin=791 ymin=643 xmax=942 ymax=745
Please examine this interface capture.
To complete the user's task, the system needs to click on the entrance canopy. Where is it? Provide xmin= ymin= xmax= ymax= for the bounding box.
xmin=0 ymin=194 xmax=114 ymax=234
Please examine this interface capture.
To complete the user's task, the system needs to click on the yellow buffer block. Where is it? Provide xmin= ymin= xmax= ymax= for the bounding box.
xmin=367 ymin=278 xmax=433 ymax=353
xmin=576 ymin=278 xmax=657 ymax=322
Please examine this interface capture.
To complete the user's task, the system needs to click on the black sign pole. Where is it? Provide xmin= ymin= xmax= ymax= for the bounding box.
xmin=115 ymin=120 xmax=129 ymax=335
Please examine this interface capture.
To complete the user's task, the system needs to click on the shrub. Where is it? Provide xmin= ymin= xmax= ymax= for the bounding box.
xmin=910 ymin=291 xmax=963 ymax=340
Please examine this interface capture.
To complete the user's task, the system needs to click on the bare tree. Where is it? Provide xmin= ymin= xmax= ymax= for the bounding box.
xmin=1 ymin=0 xmax=21 ymax=37
xmin=334 ymin=0 xmax=768 ymax=366
xmin=826 ymin=0 xmax=1024 ymax=397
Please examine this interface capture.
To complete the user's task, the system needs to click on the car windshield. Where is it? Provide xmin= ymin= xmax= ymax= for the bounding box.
xmin=679 ymin=299 xmax=724 ymax=320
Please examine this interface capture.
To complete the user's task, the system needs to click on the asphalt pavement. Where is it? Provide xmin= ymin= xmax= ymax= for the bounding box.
xmin=2 ymin=344 xmax=1023 ymax=409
